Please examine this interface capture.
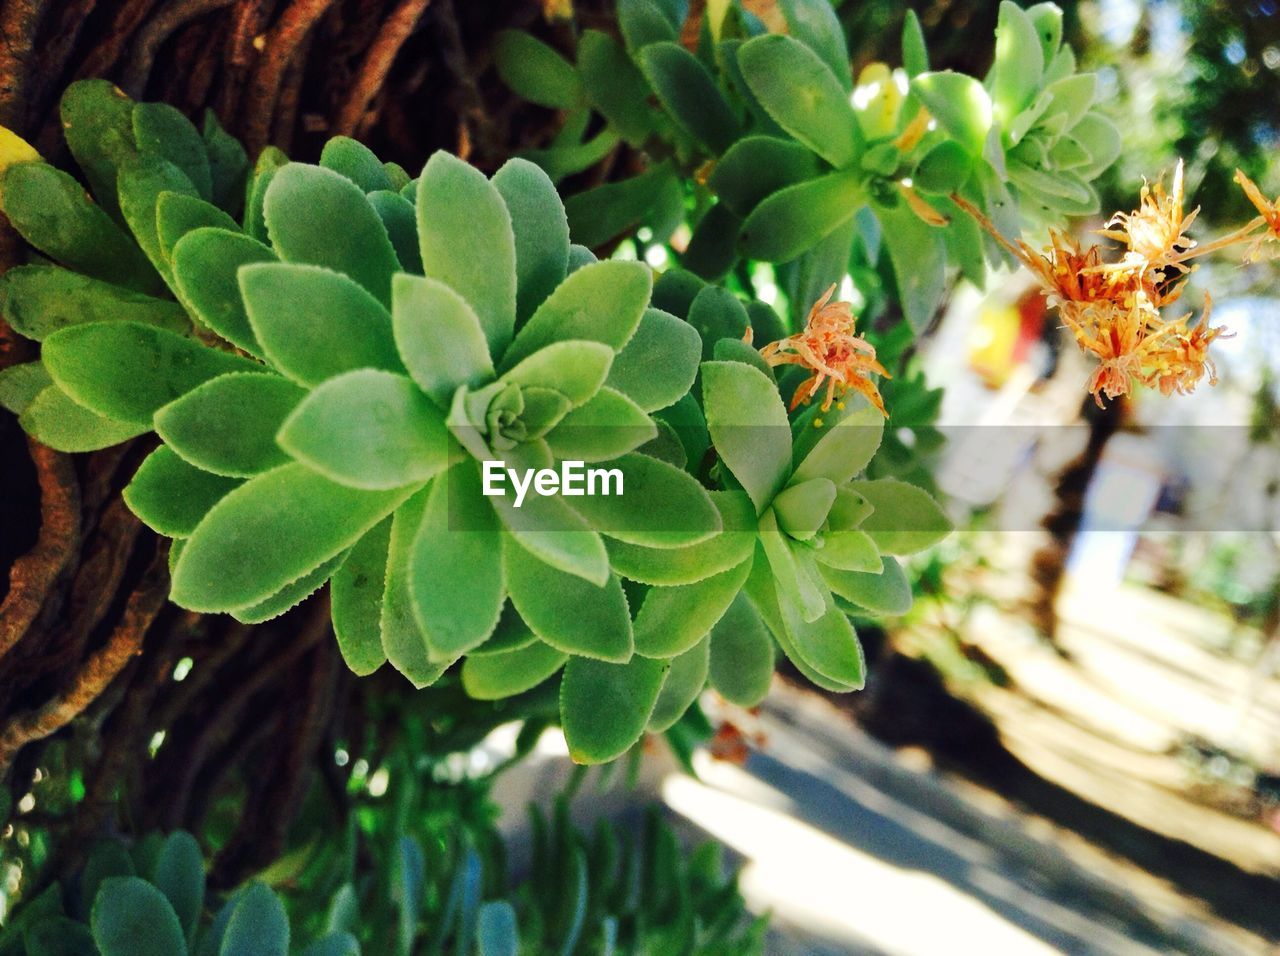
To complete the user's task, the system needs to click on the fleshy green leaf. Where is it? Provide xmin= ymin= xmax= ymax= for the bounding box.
xmin=368 ymin=189 xmax=423 ymax=273
xmin=91 ymin=877 xmax=188 ymax=956
xmin=171 ymin=463 xmax=414 ymax=612
xmin=563 ymin=164 xmax=682 ymax=248
xmin=633 ymin=559 xmax=751 ymax=658
xmin=417 ymin=152 xmax=518 ymax=356
xmin=230 ymin=551 xmax=346 ymax=624
xmin=780 ymin=585 xmax=866 ymax=688
xmin=493 ymin=158 xmax=571 ymax=323
xmin=264 ymin=163 xmax=399 ymax=306
xmin=203 ymin=110 xmax=248 ymax=213
xmin=153 ymin=832 xmax=205 ymax=942
xmin=772 ymin=477 xmax=836 ymax=540
xmin=60 ymin=79 xmax=138 ymax=221
xmin=500 ymin=260 xmax=651 ymax=371
xmin=846 ymin=477 xmax=951 ymax=554
xmin=330 ymin=516 xmax=391 ymax=675
xmin=793 ymin=402 xmax=884 ymax=484
xmin=240 ymin=262 xmax=400 ymax=387
xmin=0 ymin=265 xmax=187 ymax=341
xmin=500 ymin=340 xmax=613 ymax=406
xmin=219 ymin=883 xmax=288 ymax=956
xmin=117 ymin=156 xmax=198 ymax=283
xmin=133 ymin=102 xmax=213 ymax=200
xmin=171 ymin=227 xmax=276 ymax=357
xmin=42 ymin=321 xmax=260 ymax=425
xmin=560 ymin=655 xmax=669 ymax=763
xmin=462 ymin=639 xmax=567 ymax=700
xmin=278 ymin=369 xmax=453 ymax=490
xmin=780 ymin=0 xmax=853 ymax=89
xmin=737 ymin=35 xmax=861 ymax=167
xmin=578 ymin=30 xmax=656 ymax=144
xmin=738 ymin=169 xmax=864 ymax=263
xmin=504 ymin=535 xmax=633 ymax=662
xmin=875 ymin=199 xmax=947 ymax=333
xmin=0 ymin=361 xmax=50 ymax=414
xmin=244 ymin=146 xmax=288 ymax=243
xmin=910 ymin=72 xmax=993 ymax=156
xmin=567 ymin=452 xmax=721 ymax=548
xmin=701 ymin=361 xmax=792 ymax=513
xmin=545 ymin=387 xmax=657 ymax=461
xmin=382 ymin=490 xmax=450 ymax=687
xmin=606 ymin=307 xmax=701 ymax=412
xmin=19 ymin=385 xmax=147 ymax=452
xmin=821 ymin=554 xmax=912 ymax=615
xmin=410 ymin=464 xmax=504 ymax=660
xmin=124 ymin=446 xmax=241 ymax=538
xmin=710 ymin=136 xmax=824 ymax=218
xmin=811 ymin=529 xmax=881 ymax=572
xmin=494 ymin=31 xmax=584 ymax=109
xmin=1 ymin=162 xmax=160 ymax=293
xmin=606 ymin=490 xmax=756 ymax=586
xmin=155 ymin=372 xmax=303 ymax=477
xmin=902 ymin=10 xmax=929 ymax=77
xmin=320 ymin=136 xmax=394 ymax=192
xmin=391 ymin=273 xmax=494 ymax=407
xmin=687 ymin=286 xmax=750 ymax=360
xmin=648 ymin=637 xmax=709 ymax=732
xmin=990 ymin=0 xmax=1045 ymax=123
xmin=156 ymin=192 xmax=239 ymax=259
xmin=759 ymin=509 xmax=826 ymax=623
xmin=708 ymin=592 xmax=774 ymax=706
xmin=490 ymin=472 xmax=611 ymax=585
xmin=640 ymin=42 xmax=740 ymax=154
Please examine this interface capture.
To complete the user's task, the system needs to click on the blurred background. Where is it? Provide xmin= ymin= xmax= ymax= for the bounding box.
xmin=539 ymin=1 xmax=1280 ymax=951
xmin=2 ymin=0 xmax=1278 ymax=952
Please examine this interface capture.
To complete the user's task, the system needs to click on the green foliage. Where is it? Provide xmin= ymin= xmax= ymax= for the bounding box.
xmin=1 ymin=66 xmax=960 ymax=768
xmin=491 ymin=0 xmax=1118 ymax=336
xmin=1 ymin=807 xmax=764 ymax=956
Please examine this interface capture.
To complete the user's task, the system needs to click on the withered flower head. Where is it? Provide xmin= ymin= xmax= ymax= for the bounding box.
xmin=759 ymin=284 xmax=890 ymax=416
xmin=1234 ymin=169 xmax=1280 ymax=261
xmin=1098 ymin=160 xmax=1199 ymax=272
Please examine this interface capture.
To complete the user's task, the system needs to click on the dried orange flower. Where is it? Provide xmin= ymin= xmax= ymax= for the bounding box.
xmin=1097 ymin=160 xmax=1199 ymax=274
xmin=759 ymin=284 xmax=890 ymax=416
xmin=1234 ymin=169 xmax=1280 ymax=261
xmin=952 ymin=175 xmax=1235 ymax=408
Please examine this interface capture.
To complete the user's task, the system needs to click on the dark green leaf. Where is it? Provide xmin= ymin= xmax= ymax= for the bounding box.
xmin=708 ymin=591 xmax=774 ymax=706
xmin=416 ymin=152 xmax=518 ymax=357
xmin=737 ymin=35 xmax=861 ymax=167
xmin=640 ymin=42 xmax=739 ymax=154
xmin=494 ymin=31 xmax=584 ymax=109
xmin=560 ymin=654 xmax=669 ymax=763
xmin=170 ymin=463 xmax=414 ymax=612
xmin=240 ymin=262 xmax=400 ymax=386
xmin=330 ymin=517 xmax=392 ymax=675
xmin=90 ymin=877 xmax=187 ymax=956
xmin=42 ymin=321 xmax=260 ymax=425
xmin=0 ymin=265 xmax=187 ymax=341
xmin=738 ymin=169 xmax=863 ymax=262
xmin=155 ymin=371 xmax=303 ymax=477
xmin=171 ymin=227 xmax=276 ymax=357
xmin=320 ymin=136 xmax=394 ymax=192
xmin=1 ymin=163 xmax=160 ymax=293
xmin=124 ymin=445 xmax=241 ymax=537
xmin=493 ymin=158 xmax=570 ymax=323
xmin=710 ymin=136 xmax=824 ymax=218
xmin=264 ymin=163 xmax=399 ymax=306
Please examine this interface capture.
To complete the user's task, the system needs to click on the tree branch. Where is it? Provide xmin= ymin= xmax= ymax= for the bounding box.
xmin=332 ymin=0 xmax=431 ymax=138
xmin=0 ymin=440 xmax=80 ymax=666
xmin=0 ymin=548 xmax=167 ymax=776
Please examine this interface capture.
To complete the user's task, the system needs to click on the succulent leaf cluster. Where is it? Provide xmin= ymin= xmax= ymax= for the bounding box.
xmin=0 ymin=809 xmax=763 ymax=956
xmin=495 ymin=0 xmax=1120 ymax=331
xmin=0 ymin=64 xmax=954 ymax=766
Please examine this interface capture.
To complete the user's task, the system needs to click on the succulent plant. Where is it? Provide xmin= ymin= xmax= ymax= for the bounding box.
xmin=0 ymin=73 xmax=955 ymax=767
xmin=494 ymin=0 xmax=1121 ymax=332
